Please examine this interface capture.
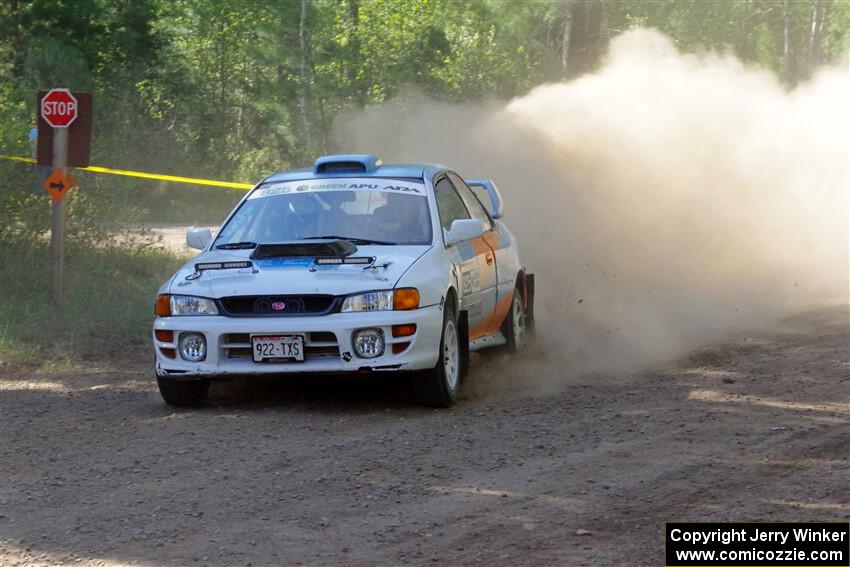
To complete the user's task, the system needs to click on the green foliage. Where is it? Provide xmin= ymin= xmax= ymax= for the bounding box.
xmin=0 ymin=242 xmax=184 ymax=362
xmin=1 ymin=0 xmax=847 ymax=226
xmin=2 ymin=0 xmax=847 ymax=184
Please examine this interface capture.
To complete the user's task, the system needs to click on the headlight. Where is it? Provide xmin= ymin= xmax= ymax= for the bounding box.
xmin=155 ymin=294 xmax=219 ymax=316
xmin=171 ymin=295 xmax=218 ymax=315
xmin=341 ymin=288 xmax=420 ymax=312
xmin=341 ymin=290 xmax=393 ymax=312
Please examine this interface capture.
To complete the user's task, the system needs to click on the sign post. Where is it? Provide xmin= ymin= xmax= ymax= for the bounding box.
xmin=40 ymin=88 xmax=79 ymax=305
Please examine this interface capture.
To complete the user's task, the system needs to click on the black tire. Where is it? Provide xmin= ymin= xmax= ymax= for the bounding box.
xmin=458 ymin=310 xmax=470 ymax=379
xmin=156 ymin=375 xmax=210 ymax=407
xmin=503 ymin=286 xmax=527 ymax=353
xmin=525 ymin=274 xmax=535 ymax=333
xmin=414 ymin=305 xmax=462 ymax=407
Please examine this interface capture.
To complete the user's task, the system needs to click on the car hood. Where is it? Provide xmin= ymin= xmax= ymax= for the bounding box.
xmin=167 ymin=245 xmax=431 ymax=298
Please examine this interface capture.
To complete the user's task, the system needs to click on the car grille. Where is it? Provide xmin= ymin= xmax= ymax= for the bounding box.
xmin=221 ymin=332 xmax=340 ymax=360
xmin=219 ymin=295 xmax=337 ymax=316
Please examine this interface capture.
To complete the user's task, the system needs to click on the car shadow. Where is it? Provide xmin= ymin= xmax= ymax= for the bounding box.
xmin=205 ymin=371 xmax=423 ymax=413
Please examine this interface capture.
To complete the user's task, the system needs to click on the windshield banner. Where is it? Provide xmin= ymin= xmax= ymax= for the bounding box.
xmin=250 ymin=178 xmax=426 ymax=200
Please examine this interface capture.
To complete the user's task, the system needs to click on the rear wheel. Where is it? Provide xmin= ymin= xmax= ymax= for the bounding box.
xmin=157 ymin=375 xmax=210 ymax=407
xmin=503 ymin=288 xmax=527 ymax=352
xmin=414 ymin=306 xmax=461 ymax=407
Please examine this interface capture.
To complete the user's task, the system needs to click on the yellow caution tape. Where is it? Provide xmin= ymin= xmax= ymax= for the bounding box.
xmin=0 ymin=154 xmax=254 ymax=190
xmin=0 ymin=155 xmax=35 ymax=164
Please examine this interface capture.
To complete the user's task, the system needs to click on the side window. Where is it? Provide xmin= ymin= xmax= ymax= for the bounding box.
xmin=434 ymin=176 xmax=470 ymax=231
xmin=448 ymin=172 xmax=492 ymax=228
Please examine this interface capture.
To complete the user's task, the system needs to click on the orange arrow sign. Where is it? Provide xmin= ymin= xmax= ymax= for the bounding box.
xmin=44 ymin=169 xmax=78 ymax=203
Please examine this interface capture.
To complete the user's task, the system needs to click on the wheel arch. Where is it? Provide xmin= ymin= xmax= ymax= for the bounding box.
xmin=515 ymin=269 xmax=535 ymax=327
xmin=445 ymin=285 xmax=459 ymax=316
xmin=444 ymin=285 xmax=469 ymax=379
xmin=515 ymin=269 xmax=527 ymax=306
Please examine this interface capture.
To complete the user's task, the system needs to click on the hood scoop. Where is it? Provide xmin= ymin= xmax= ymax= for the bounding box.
xmin=250 ymin=240 xmax=357 ymax=259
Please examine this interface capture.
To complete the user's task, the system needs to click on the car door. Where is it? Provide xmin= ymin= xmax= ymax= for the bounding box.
xmin=434 ymin=174 xmax=496 ymax=338
xmin=446 ymin=172 xmax=499 ymax=337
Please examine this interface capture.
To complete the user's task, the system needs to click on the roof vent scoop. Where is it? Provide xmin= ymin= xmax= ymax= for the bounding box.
xmin=314 ymin=154 xmax=382 ymax=174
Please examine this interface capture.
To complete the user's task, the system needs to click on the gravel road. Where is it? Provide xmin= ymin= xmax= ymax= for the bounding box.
xmin=116 ymin=225 xmax=199 ymax=254
xmin=1 ymin=306 xmax=847 ymax=566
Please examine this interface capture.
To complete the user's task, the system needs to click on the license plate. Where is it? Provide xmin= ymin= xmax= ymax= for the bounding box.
xmin=251 ymin=335 xmax=305 ymax=362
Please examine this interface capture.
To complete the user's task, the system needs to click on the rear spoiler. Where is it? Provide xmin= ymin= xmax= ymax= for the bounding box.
xmin=465 ymin=179 xmax=503 ymax=219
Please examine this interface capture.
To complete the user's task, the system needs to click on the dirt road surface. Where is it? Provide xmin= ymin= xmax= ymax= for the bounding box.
xmin=117 ymin=225 xmax=200 ymax=254
xmin=1 ymin=306 xmax=847 ymax=566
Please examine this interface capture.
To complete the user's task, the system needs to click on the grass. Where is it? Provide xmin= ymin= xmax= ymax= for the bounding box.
xmin=107 ymin=184 xmax=246 ymax=225
xmin=0 ymin=242 xmax=186 ymax=365
xmin=1 ymin=159 xmax=247 ymax=227
xmin=78 ymin=172 xmax=247 ymax=225
xmin=0 ymin=163 xmax=240 ymax=366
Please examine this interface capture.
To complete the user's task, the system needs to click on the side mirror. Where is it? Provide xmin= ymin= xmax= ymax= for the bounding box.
xmin=445 ymin=219 xmax=486 ymax=247
xmin=186 ymin=227 xmax=212 ymax=250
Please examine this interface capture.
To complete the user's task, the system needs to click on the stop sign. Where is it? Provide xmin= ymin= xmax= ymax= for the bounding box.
xmin=41 ymin=89 xmax=78 ymax=128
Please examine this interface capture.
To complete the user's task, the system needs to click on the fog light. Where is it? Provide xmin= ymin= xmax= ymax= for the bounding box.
xmin=352 ymin=328 xmax=384 ymax=358
xmin=178 ymin=332 xmax=206 ymax=362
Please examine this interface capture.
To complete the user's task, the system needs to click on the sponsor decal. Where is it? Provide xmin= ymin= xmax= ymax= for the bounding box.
xmin=382 ymin=185 xmax=421 ymax=193
xmin=254 ymin=258 xmax=315 ymax=268
xmin=461 ymin=266 xmax=481 ymax=295
xmin=250 ymin=178 xmax=425 ymax=199
xmin=465 ymin=299 xmax=483 ymax=319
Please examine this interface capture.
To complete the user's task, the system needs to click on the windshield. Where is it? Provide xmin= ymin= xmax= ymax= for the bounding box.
xmin=214 ymin=177 xmax=432 ymax=247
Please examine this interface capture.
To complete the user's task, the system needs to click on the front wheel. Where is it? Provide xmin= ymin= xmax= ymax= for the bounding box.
xmin=503 ymin=288 xmax=527 ymax=352
xmin=414 ymin=307 xmax=462 ymax=407
xmin=157 ymin=375 xmax=210 ymax=407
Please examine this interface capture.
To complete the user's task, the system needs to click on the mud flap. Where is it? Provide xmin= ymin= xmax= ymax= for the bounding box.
xmin=525 ymin=273 xmax=535 ymax=331
xmin=458 ymin=310 xmax=470 ymax=379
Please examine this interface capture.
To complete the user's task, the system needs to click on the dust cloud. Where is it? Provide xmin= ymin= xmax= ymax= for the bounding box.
xmin=335 ymin=29 xmax=849 ymax=385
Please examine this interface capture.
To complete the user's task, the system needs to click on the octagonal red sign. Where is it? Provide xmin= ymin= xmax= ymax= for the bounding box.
xmin=41 ymin=89 xmax=78 ymax=128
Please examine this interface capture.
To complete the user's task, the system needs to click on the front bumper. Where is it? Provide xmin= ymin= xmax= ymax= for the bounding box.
xmin=153 ymin=305 xmax=443 ymax=378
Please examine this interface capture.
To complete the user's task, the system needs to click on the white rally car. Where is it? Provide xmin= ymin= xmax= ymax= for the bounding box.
xmin=153 ymin=154 xmax=534 ymax=407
